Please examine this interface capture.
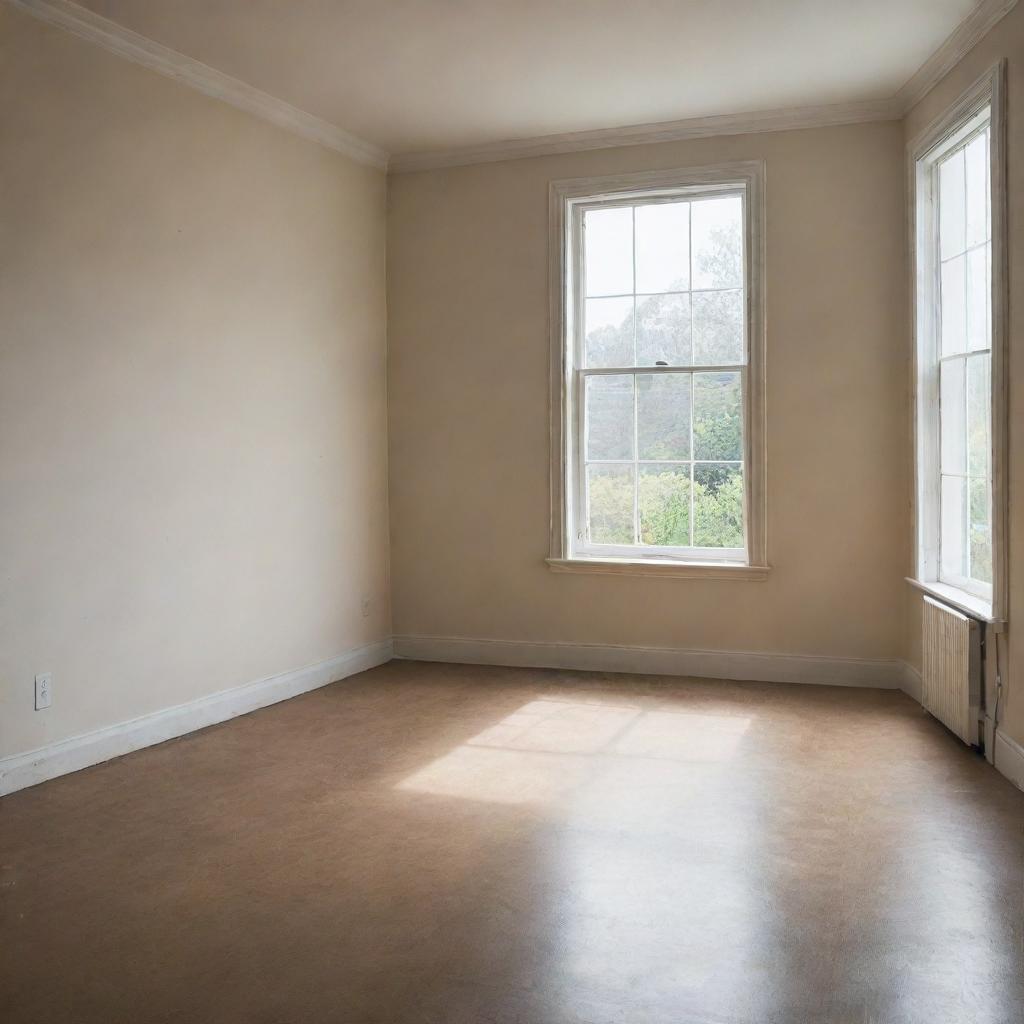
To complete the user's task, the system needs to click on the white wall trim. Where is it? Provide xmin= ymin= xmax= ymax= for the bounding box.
xmin=900 ymin=661 xmax=924 ymax=703
xmin=0 ymin=639 xmax=393 ymax=797
xmin=389 ymin=99 xmax=900 ymax=173
xmin=6 ymin=0 xmax=388 ymax=169
xmin=10 ymin=0 xmax=1015 ymax=175
xmin=894 ymin=0 xmax=1018 ymax=112
xmin=389 ymin=0 xmax=1017 ymax=173
xmin=993 ymin=730 xmax=1024 ymax=792
xmin=393 ymin=635 xmax=908 ymax=690
xmin=893 ymin=658 xmax=1024 ymax=793
xmin=8 ymin=640 xmax=1015 ymax=798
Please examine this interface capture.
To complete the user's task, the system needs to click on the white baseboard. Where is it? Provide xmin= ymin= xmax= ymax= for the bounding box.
xmin=0 ymin=639 xmax=392 ymax=797
xmin=900 ymin=662 xmax=923 ymax=703
xmin=885 ymin=660 xmax=1022 ymax=790
xmin=10 ymin=635 xmax=997 ymax=798
xmin=393 ymin=634 xmax=907 ymax=690
xmin=994 ymin=730 xmax=1024 ymax=792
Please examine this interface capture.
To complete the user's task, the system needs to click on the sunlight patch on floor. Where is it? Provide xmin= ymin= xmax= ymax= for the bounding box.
xmin=396 ymin=698 xmax=752 ymax=804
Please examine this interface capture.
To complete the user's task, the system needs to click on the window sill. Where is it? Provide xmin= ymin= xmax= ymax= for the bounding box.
xmin=547 ymin=557 xmax=771 ymax=581
xmin=905 ymin=577 xmax=1004 ymax=629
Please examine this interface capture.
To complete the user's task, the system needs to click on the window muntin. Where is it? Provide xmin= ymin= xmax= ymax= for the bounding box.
xmin=930 ymin=112 xmax=993 ymax=600
xmin=571 ymin=188 xmax=749 ymax=562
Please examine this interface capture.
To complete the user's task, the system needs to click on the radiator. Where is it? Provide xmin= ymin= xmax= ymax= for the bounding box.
xmin=922 ymin=596 xmax=981 ymax=746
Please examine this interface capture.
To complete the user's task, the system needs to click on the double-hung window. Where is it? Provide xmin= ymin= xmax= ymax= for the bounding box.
xmin=911 ymin=64 xmax=1006 ymax=619
xmin=549 ymin=164 xmax=766 ymax=577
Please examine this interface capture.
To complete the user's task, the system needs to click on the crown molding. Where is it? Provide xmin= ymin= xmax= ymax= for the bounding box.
xmin=7 ymin=0 xmax=389 ymax=170
xmin=894 ymin=0 xmax=1017 ymax=112
xmin=389 ymin=98 xmax=900 ymax=173
xmin=9 ymin=0 xmax=1017 ymax=176
xmin=390 ymin=0 xmax=1017 ymax=173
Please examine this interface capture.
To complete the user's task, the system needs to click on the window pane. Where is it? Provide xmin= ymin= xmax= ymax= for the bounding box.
xmin=639 ymin=465 xmax=691 ymax=546
xmin=584 ymin=207 xmax=633 ymax=297
xmin=940 ymin=474 xmax=968 ymax=579
xmin=636 ymin=293 xmax=690 ymax=366
xmin=635 ymin=202 xmax=689 ymax=293
xmin=585 ymin=374 xmax=633 ymax=460
xmin=692 ymin=196 xmax=742 ymax=290
xmin=965 ymin=131 xmax=989 ymax=249
xmin=587 ymin=464 xmax=634 ymax=544
xmin=967 ymin=355 xmax=990 ymax=478
xmin=940 ymin=358 xmax=966 ymax=475
xmin=966 ymin=245 xmax=989 ymax=352
xmin=969 ymin=475 xmax=989 ymax=523
xmin=940 ymin=254 xmax=967 ymax=356
xmin=692 ymin=289 xmax=743 ymax=365
xmin=637 ymin=373 xmax=691 ymax=460
xmin=969 ymin=477 xmax=992 ymax=584
xmin=585 ymin=296 xmax=634 ymax=367
xmin=939 ymin=149 xmax=966 ymax=260
xmin=693 ymin=464 xmax=744 ymax=548
xmin=693 ymin=372 xmax=742 ymax=461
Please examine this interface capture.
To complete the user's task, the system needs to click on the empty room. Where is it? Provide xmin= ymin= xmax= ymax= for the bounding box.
xmin=2 ymin=1 xmax=1024 ymax=1021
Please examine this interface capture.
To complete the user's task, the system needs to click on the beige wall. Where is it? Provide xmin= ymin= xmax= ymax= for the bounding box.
xmin=903 ymin=4 xmax=1024 ymax=749
xmin=387 ymin=123 xmax=910 ymax=661
xmin=11 ymin=0 xmax=1014 ymax=770
xmin=0 ymin=6 xmax=390 ymax=758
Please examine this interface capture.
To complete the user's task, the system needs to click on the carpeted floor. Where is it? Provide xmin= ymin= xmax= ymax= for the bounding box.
xmin=2 ymin=659 xmax=1023 ymax=1023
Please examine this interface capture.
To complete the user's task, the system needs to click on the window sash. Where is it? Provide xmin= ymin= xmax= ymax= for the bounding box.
xmin=569 ymin=187 xmax=749 ymax=561
xmin=575 ymin=366 xmax=747 ymax=554
xmin=933 ymin=124 xmax=991 ymax=600
xmin=936 ymin=352 xmax=993 ymax=600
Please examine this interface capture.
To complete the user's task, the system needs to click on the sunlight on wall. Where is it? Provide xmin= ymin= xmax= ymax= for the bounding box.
xmin=396 ymin=698 xmax=752 ymax=804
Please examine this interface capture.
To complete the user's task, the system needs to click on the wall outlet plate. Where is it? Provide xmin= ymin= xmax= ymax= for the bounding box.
xmin=35 ymin=672 xmax=52 ymax=711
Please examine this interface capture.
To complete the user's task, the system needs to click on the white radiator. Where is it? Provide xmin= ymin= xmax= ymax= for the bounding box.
xmin=922 ymin=596 xmax=981 ymax=746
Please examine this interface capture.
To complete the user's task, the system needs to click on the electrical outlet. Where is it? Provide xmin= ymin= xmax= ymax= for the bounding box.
xmin=361 ymin=595 xmax=372 ymax=618
xmin=35 ymin=673 xmax=52 ymax=711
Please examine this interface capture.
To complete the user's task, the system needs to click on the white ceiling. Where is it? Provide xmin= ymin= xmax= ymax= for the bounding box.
xmin=75 ymin=0 xmax=984 ymax=159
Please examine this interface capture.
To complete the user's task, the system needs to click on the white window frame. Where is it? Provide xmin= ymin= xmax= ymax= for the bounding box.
xmin=547 ymin=162 xmax=767 ymax=580
xmin=908 ymin=62 xmax=1007 ymax=623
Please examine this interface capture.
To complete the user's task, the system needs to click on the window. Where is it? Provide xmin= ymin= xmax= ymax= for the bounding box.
xmin=934 ymin=117 xmax=992 ymax=595
xmin=548 ymin=164 xmax=766 ymax=577
xmin=911 ymin=64 xmax=1006 ymax=619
